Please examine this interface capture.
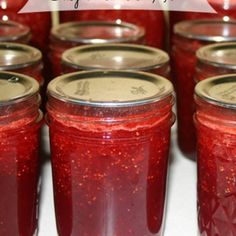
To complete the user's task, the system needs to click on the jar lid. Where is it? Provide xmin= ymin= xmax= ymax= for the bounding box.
xmin=0 ymin=20 xmax=31 ymax=42
xmin=195 ymin=74 xmax=236 ymax=109
xmin=62 ymin=44 xmax=169 ymax=71
xmin=174 ymin=19 xmax=236 ymax=42
xmin=51 ymin=21 xmax=145 ymax=44
xmin=48 ymin=70 xmax=173 ymax=107
xmin=197 ymin=42 xmax=236 ymax=70
xmin=0 ymin=43 xmax=42 ymax=70
xmin=0 ymin=71 xmax=39 ymax=105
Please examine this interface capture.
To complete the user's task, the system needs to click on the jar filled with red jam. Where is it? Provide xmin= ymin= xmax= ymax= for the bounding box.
xmin=47 ymin=70 xmax=175 ymax=236
xmin=194 ymin=74 xmax=236 ymax=236
xmin=0 ymin=20 xmax=31 ymax=43
xmin=0 ymin=71 xmax=42 ymax=236
xmin=196 ymin=42 xmax=236 ymax=82
xmin=0 ymin=42 xmax=43 ymax=86
xmin=60 ymin=10 xmax=165 ymax=48
xmin=172 ymin=19 xmax=236 ymax=157
xmin=62 ymin=43 xmax=170 ymax=78
xmin=49 ymin=21 xmax=145 ymax=77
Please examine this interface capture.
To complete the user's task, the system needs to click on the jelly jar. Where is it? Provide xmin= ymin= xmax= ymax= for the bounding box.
xmin=60 ymin=10 xmax=165 ymax=48
xmin=47 ymin=70 xmax=175 ymax=236
xmin=194 ymin=74 xmax=236 ymax=236
xmin=196 ymin=42 xmax=236 ymax=82
xmin=0 ymin=20 xmax=31 ymax=43
xmin=0 ymin=71 xmax=42 ymax=236
xmin=0 ymin=42 xmax=43 ymax=86
xmin=49 ymin=21 xmax=145 ymax=78
xmin=62 ymin=43 xmax=170 ymax=78
xmin=172 ymin=19 xmax=236 ymax=157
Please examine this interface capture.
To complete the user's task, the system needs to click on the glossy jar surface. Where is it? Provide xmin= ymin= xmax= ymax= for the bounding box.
xmin=195 ymin=75 xmax=236 ymax=236
xmin=172 ymin=19 xmax=236 ymax=157
xmin=49 ymin=21 xmax=145 ymax=78
xmin=0 ymin=71 xmax=42 ymax=236
xmin=47 ymin=70 xmax=174 ymax=236
xmin=60 ymin=10 xmax=165 ymax=48
xmin=62 ymin=44 xmax=170 ymax=78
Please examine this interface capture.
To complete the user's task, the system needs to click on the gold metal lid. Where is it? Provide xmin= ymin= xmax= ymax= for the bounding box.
xmin=0 ymin=20 xmax=31 ymax=42
xmin=0 ymin=43 xmax=42 ymax=70
xmin=0 ymin=71 xmax=39 ymax=105
xmin=51 ymin=21 xmax=145 ymax=44
xmin=197 ymin=42 xmax=236 ymax=70
xmin=48 ymin=70 xmax=173 ymax=107
xmin=62 ymin=44 xmax=169 ymax=71
xmin=174 ymin=19 xmax=236 ymax=42
xmin=195 ymin=74 xmax=236 ymax=109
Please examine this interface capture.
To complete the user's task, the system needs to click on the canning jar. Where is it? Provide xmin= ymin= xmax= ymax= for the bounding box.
xmin=47 ymin=70 xmax=175 ymax=236
xmin=60 ymin=10 xmax=165 ymax=48
xmin=62 ymin=43 xmax=170 ymax=78
xmin=0 ymin=71 xmax=42 ymax=236
xmin=172 ymin=19 xmax=236 ymax=157
xmin=195 ymin=74 xmax=236 ymax=236
xmin=49 ymin=21 xmax=145 ymax=78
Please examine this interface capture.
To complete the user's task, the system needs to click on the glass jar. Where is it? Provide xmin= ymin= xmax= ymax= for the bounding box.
xmin=194 ymin=74 xmax=236 ymax=236
xmin=0 ymin=71 xmax=42 ymax=236
xmin=172 ymin=19 xmax=236 ymax=157
xmin=0 ymin=42 xmax=43 ymax=86
xmin=47 ymin=70 xmax=175 ymax=236
xmin=0 ymin=20 xmax=31 ymax=43
xmin=60 ymin=10 xmax=165 ymax=48
xmin=49 ymin=21 xmax=145 ymax=78
xmin=196 ymin=42 xmax=236 ymax=82
xmin=62 ymin=43 xmax=170 ymax=78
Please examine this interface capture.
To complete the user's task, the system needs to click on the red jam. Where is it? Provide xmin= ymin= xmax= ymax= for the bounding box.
xmin=172 ymin=19 xmax=236 ymax=157
xmin=60 ymin=10 xmax=165 ymax=48
xmin=0 ymin=71 xmax=42 ymax=236
xmin=195 ymin=75 xmax=236 ymax=236
xmin=47 ymin=71 xmax=174 ymax=236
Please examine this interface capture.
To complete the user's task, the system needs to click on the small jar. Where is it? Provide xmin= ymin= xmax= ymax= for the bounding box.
xmin=194 ymin=74 xmax=236 ymax=236
xmin=49 ymin=21 xmax=145 ymax=77
xmin=62 ymin=43 xmax=170 ymax=78
xmin=196 ymin=42 xmax=236 ymax=82
xmin=0 ymin=20 xmax=31 ymax=43
xmin=47 ymin=70 xmax=175 ymax=236
xmin=60 ymin=10 xmax=165 ymax=48
xmin=0 ymin=71 xmax=42 ymax=236
xmin=172 ymin=19 xmax=236 ymax=157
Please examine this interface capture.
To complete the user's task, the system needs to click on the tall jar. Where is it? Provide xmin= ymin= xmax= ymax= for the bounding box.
xmin=60 ymin=10 xmax=165 ymax=48
xmin=49 ymin=21 xmax=145 ymax=78
xmin=0 ymin=71 xmax=42 ymax=236
xmin=195 ymin=74 xmax=236 ymax=236
xmin=62 ymin=44 xmax=170 ymax=78
xmin=196 ymin=42 xmax=236 ymax=82
xmin=47 ymin=70 xmax=175 ymax=236
xmin=172 ymin=19 xmax=236 ymax=157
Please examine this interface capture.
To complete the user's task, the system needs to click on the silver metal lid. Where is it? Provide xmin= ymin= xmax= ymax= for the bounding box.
xmin=62 ymin=44 xmax=169 ymax=71
xmin=0 ymin=71 xmax=39 ymax=105
xmin=195 ymin=74 xmax=236 ymax=109
xmin=197 ymin=42 xmax=236 ymax=70
xmin=51 ymin=21 xmax=145 ymax=44
xmin=0 ymin=43 xmax=42 ymax=70
xmin=48 ymin=70 xmax=173 ymax=107
xmin=174 ymin=19 xmax=236 ymax=42
xmin=0 ymin=20 xmax=30 ymax=42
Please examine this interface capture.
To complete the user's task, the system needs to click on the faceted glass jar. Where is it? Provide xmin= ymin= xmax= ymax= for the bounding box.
xmin=49 ymin=21 xmax=145 ymax=78
xmin=47 ymin=70 xmax=175 ymax=236
xmin=194 ymin=74 xmax=236 ymax=236
xmin=62 ymin=44 xmax=170 ymax=79
xmin=172 ymin=19 xmax=236 ymax=157
xmin=0 ymin=71 xmax=42 ymax=236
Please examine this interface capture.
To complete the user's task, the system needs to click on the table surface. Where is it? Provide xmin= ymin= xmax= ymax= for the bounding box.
xmin=38 ymin=125 xmax=198 ymax=236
